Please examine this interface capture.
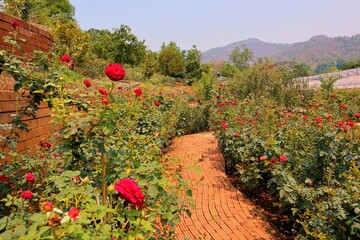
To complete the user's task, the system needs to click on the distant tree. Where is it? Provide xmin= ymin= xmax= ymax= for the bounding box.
xmin=87 ymin=29 xmax=114 ymax=60
xmin=142 ymin=50 xmax=158 ymax=79
xmin=53 ymin=21 xmax=89 ymax=65
xmin=87 ymin=25 xmax=146 ymax=67
xmin=158 ymin=42 xmax=186 ymax=78
xmin=112 ymin=25 xmax=146 ymax=66
xmin=229 ymin=46 xmax=253 ymax=71
xmin=185 ymin=45 xmax=202 ymax=82
xmin=298 ymin=62 xmax=313 ymax=76
xmin=32 ymin=0 xmax=75 ymax=27
xmin=315 ymin=62 xmax=337 ymax=74
xmin=219 ymin=62 xmax=238 ymax=78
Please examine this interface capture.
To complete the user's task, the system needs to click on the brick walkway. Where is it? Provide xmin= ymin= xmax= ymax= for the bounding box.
xmin=165 ymin=133 xmax=279 ymax=240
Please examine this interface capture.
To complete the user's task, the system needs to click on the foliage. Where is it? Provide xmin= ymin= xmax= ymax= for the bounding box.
xmin=185 ymin=45 xmax=202 ymax=84
xmin=218 ymin=62 xmax=238 ymax=78
xmin=87 ymin=26 xmax=147 ymax=67
xmin=158 ymin=42 xmax=186 ymax=78
xmin=52 ymin=21 xmax=90 ymax=66
xmin=226 ymin=60 xmax=313 ymax=106
xmin=228 ymin=46 xmax=253 ymax=71
xmin=142 ymin=50 xmax=158 ymax=79
xmin=1 ymin=0 xmax=75 ymax=25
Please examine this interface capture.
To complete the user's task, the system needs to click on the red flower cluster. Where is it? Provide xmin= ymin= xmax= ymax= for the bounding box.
xmin=98 ymin=88 xmax=108 ymax=96
xmin=115 ymin=178 xmax=145 ymax=208
xmin=83 ymin=79 xmax=91 ymax=88
xmin=221 ymin=120 xmax=227 ymax=129
xmin=39 ymin=141 xmax=51 ymax=149
xmin=25 ymin=173 xmax=35 ymax=182
xmin=134 ymin=88 xmax=142 ymax=96
xmin=60 ymin=54 xmax=71 ymax=63
xmin=105 ymin=63 xmax=126 ymax=81
xmin=0 ymin=175 xmax=11 ymax=185
xmin=21 ymin=190 xmax=33 ymax=200
xmin=11 ymin=21 xmax=20 ymax=30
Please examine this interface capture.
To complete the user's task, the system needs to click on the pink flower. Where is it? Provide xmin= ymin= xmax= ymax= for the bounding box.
xmin=68 ymin=207 xmax=80 ymax=220
xmin=83 ymin=79 xmax=91 ymax=88
xmin=155 ymin=101 xmax=160 ymax=107
xmin=279 ymin=155 xmax=287 ymax=162
xmin=25 ymin=173 xmax=35 ymax=182
xmin=105 ymin=63 xmax=126 ymax=81
xmin=42 ymin=202 xmax=54 ymax=212
xmin=98 ymin=88 xmax=108 ymax=96
xmin=134 ymin=88 xmax=142 ymax=96
xmin=11 ymin=21 xmax=20 ymax=30
xmin=67 ymin=61 xmax=74 ymax=69
xmin=60 ymin=54 xmax=71 ymax=63
xmin=115 ymin=178 xmax=145 ymax=208
xmin=21 ymin=191 xmax=33 ymax=200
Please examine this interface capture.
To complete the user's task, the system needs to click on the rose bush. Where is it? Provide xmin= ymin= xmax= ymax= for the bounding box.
xmin=212 ymin=91 xmax=360 ymax=239
xmin=0 ymin=29 xmax=193 ymax=239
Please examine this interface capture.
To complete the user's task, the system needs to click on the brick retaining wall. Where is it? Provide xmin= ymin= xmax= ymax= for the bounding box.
xmin=0 ymin=12 xmax=54 ymax=155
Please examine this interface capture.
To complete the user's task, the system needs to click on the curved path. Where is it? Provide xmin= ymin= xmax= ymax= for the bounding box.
xmin=164 ymin=133 xmax=279 ymax=240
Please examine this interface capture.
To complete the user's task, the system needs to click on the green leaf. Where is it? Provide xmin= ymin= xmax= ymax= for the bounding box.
xmin=186 ymin=189 xmax=192 ymax=197
xmin=147 ymin=185 xmax=158 ymax=198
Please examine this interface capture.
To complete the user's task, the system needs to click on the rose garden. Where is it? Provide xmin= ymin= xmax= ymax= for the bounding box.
xmin=1 ymin=10 xmax=360 ymax=240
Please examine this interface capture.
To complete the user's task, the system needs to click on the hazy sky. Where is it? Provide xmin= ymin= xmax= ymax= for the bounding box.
xmin=70 ymin=0 xmax=360 ymax=52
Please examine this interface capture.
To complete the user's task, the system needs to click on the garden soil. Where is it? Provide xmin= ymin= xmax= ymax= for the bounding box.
xmin=163 ymin=132 xmax=281 ymax=240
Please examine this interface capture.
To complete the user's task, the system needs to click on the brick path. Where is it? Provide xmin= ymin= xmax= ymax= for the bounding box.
xmin=165 ymin=133 xmax=279 ymax=240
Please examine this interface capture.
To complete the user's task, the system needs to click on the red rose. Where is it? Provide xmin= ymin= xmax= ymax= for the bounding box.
xmin=102 ymin=97 xmax=108 ymax=105
xmin=98 ymin=88 xmax=108 ymax=96
xmin=21 ymin=191 xmax=33 ymax=200
xmin=259 ymin=156 xmax=267 ymax=161
xmin=0 ymin=175 xmax=11 ymax=185
xmin=339 ymin=104 xmax=347 ymax=110
xmin=279 ymin=155 xmax=287 ymax=162
xmin=234 ymin=133 xmax=240 ymax=137
xmin=83 ymin=79 xmax=91 ymax=88
xmin=134 ymin=88 xmax=142 ymax=96
xmin=315 ymin=117 xmax=322 ymax=123
xmin=25 ymin=173 xmax=35 ymax=182
xmin=346 ymin=121 xmax=354 ymax=127
xmin=11 ymin=21 xmax=20 ymax=30
xmin=355 ymin=113 xmax=360 ymax=118
xmin=68 ymin=207 xmax=80 ymax=220
xmin=118 ymin=85 xmax=123 ymax=90
xmin=42 ymin=202 xmax=54 ymax=212
xmin=105 ymin=63 xmax=126 ymax=81
xmin=270 ymin=158 xmax=279 ymax=165
xmin=114 ymin=178 xmax=145 ymax=208
xmin=60 ymin=54 xmax=71 ymax=63
xmin=155 ymin=101 xmax=160 ymax=107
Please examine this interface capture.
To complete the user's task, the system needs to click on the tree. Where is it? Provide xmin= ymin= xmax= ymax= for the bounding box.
xmin=158 ymin=42 xmax=185 ymax=78
xmin=142 ymin=50 xmax=158 ymax=79
xmin=229 ymin=46 xmax=253 ymax=71
xmin=53 ymin=21 xmax=89 ymax=65
xmin=112 ymin=25 xmax=146 ymax=66
xmin=219 ymin=62 xmax=238 ymax=77
xmin=87 ymin=25 xmax=146 ymax=67
xmin=185 ymin=45 xmax=202 ymax=82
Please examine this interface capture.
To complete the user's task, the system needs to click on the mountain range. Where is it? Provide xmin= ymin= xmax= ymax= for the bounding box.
xmin=201 ymin=35 xmax=360 ymax=67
